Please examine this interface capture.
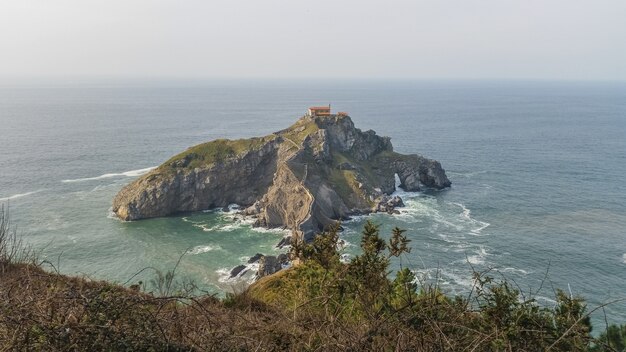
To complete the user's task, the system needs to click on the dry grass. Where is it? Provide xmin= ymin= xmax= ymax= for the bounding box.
xmin=1 ymin=262 xmax=429 ymax=351
xmin=0 ymin=206 xmax=620 ymax=351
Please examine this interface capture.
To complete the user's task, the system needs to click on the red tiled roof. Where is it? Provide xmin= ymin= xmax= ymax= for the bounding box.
xmin=309 ymin=106 xmax=330 ymax=110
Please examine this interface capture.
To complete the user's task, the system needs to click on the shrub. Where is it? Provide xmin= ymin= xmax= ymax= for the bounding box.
xmin=0 ymin=208 xmax=620 ymax=351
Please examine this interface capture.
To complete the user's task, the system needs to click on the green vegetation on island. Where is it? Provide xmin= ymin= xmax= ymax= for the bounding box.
xmin=160 ymin=135 xmax=278 ymax=175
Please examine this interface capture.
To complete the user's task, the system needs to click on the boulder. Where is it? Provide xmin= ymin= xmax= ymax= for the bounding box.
xmin=374 ymin=195 xmax=405 ymax=214
xmin=276 ymin=236 xmax=291 ymax=249
xmin=256 ymin=254 xmax=290 ymax=278
xmin=257 ymin=256 xmax=281 ymax=278
xmin=229 ymin=265 xmax=247 ymax=279
xmin=247 ymin=253 xmax=264 ymax=264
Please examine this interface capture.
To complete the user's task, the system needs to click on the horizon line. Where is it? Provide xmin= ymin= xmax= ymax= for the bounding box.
xmin=1 ymin=75 xmax=625 ymax=84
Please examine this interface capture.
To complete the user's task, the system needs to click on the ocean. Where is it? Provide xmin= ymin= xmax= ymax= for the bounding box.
xmin=1 ymin=79 xmax=625 ymax=327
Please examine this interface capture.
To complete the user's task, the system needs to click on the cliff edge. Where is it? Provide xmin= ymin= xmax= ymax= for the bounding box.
xmin=112 ymin=115 xmax=450 ymax=240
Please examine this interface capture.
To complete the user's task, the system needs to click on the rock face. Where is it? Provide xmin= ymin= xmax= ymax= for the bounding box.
xmin=257 ymin=254 xmax=290 ymax=278
xmin=229 ymin=265 xmax=247 ymax=279
xmin=112 ymin=114 xmax=451 ymax=241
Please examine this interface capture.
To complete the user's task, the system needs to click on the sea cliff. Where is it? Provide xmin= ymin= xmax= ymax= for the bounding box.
xmin=112 ymin=114 xmax=451 ymax=240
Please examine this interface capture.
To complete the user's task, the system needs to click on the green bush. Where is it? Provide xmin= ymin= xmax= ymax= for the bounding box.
xmin=1 ymin=206 xmax=622 ymax=351
xmin=591 ymin=324 xmax=626 ymax=351
xmin=252 ymin=220 xmax=598 ymax=350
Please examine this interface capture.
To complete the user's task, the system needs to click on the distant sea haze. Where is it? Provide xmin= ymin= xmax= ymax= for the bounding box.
xmin=0 ymin=79 xmax=624 ymax=328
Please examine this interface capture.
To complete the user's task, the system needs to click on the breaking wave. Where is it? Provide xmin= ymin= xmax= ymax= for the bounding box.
xmin=499 ymin=267 xmax=530 ymax=275
xmin=338 ymin=174 xmax=500 ymax=295
xmin=412 ymin=267 xmax=476 ymax=292
xmin=188 ymin=245 xmax=222 ymax=255
xmin=0 ymin=189 xmax=44 ymax=202
xmin=465 ymin=246 xmax=489 ymax=265
xmin=217 ymin=262 xmax=260 ymax=284
xmin=61 ymin=166 xmax=156 ymax=183
xmin=250 ymin=226 xmax=290 ymax=235
xmin=186 ymin=204 xmax=290 ymax=236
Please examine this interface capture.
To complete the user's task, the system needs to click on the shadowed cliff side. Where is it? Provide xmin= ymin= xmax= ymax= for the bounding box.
xmin=112 ymin=114 xmax=451 ymax=240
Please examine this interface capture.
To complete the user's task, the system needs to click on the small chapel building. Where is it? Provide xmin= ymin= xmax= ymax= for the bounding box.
xmin=307 ymin=106 xmax=331 ymax=117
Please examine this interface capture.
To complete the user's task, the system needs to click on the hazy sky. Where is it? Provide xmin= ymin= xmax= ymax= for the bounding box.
xmin=1 ymin=0 xmax=625 ymax=80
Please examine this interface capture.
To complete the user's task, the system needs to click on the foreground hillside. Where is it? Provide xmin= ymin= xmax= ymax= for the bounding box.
xmin=2 ymin=208 xmax=624 ymax=351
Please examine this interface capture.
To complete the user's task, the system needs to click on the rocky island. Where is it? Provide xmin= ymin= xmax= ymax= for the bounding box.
xmin=112 ymin=112 xmax=450 ymax=241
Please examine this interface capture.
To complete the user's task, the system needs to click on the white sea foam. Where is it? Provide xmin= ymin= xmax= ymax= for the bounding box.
xmin=216 ymin=268 xmax=232 ymax=283
xmin=188 ymin=208 xmax=286 ymax=235
xmin=499 ymin=267 xmax=530 ymax=275
xmin=214 ymin=204 xmax=242 ymax=215
xmin=106 ymin=207 xmax=121 ymax=221
xmin=450 ymin=243 xmax=473 ymax=252
xmin=426 ymin=204 xmax=465 ymax=231
xmin=449 ymin=246 xmax=490 ymax=266
xmin=220 ymin=210 xmax=256 ymax=225
xmin=251 ymin=226 xmax=290 ymax=235
xmin=466 ymin=256 xmax=483 ymax=265
xmin=61 ymin=166 xmax=156 ymax=183
xmin=623 ymin=253 xmax=626 ymax=264
xmin=395 ymin=197 xmax=488 ymax=238
xmin=451 ymin=202 xmax=491 ymax=235
xmin=187 ymin=245 xmax=222 ymax=255
xmin=469 ymin=221 xmax=490 ymax=235
xmin=337 ymin=238 xmax=355 ymax=250
xmin=437 ymin=233 xmax=454 ymax=243
xmin=391 ymin=210 xmax=423 ymax=223
xmin=194 ymin=218 xmax=246 ymax=233
xmin=217 ymin=209 xmax=287 ymax=235
xmin=218 ymin=224 xmax=242 ymax=232
xmin=341 ymin=177 xmax=497 ymax=286
xmin=413 ymin=268 xmax=470 ymax=288
xmin=535 ymin=295 xmax=558 ymax=305
xmin=391 ymin=197 xmax=440 ymax=224
xmin=466 ymin=247 xmax=488 ymax=265
xmin=193 ymin=223 xmax=219 ymax=232
xmin=239 ymin=217 xmax=257 ymax=226
xmin=0 ymin=189 xmax=43 ymax=202
xmin=342 ymin=214 xmax=370 ymax=223
xmin=457 ymin=202 xmax=471 ymax=219
xmin=227 ymin=204 xmax=240 ymax=212
xmin=217 ymin=262 xmax=260 ymax=284
xmin=241 ymin=263 xmax=262 ymax=284
xmin=434 ymin=269 xmax=476 ymax=290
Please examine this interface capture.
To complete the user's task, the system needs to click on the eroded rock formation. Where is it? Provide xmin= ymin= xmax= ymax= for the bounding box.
xmin=112 ymin=114 xmax=451 ymax=240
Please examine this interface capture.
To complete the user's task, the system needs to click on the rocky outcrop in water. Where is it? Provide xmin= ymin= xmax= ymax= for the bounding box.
xmin=229 ymin=265 xmax=248 ymax=279
xmin=256 ymin=254 xmax=290 ymax=278
xmin=112 ymin=114 xmax=451 ymax=240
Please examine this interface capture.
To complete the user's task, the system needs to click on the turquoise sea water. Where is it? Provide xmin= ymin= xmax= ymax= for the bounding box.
xmin=1 ymin=79 xmax=625 ymax=327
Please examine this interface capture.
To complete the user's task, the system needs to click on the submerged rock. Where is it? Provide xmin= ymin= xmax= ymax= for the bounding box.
xmin=229 ymin=265 xmax=247 ymax=279
xmin=276 ymin=236 xmax=291 ymax=249
xmin=112 ymin=114 xmax=451 ymax=241
xmin=374 ymin=195 xmax=404 ymax=214
xmin=247 ymin=253 xmax=264 ymax=264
